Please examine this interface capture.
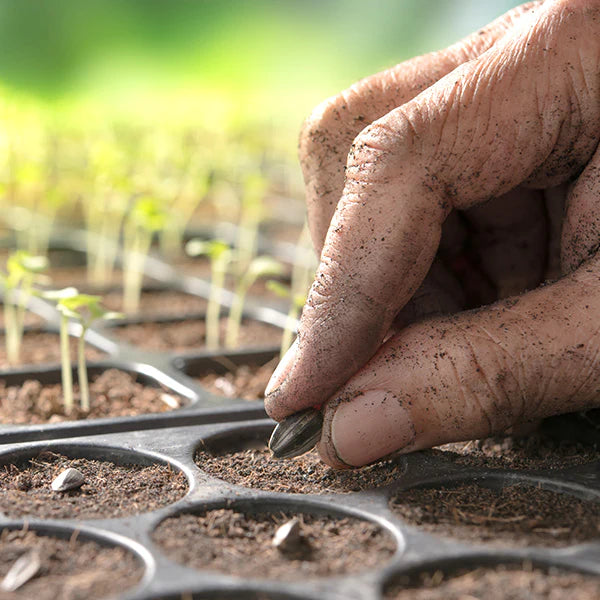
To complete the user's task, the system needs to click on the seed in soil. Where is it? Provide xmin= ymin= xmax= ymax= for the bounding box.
xmin=51 ymin=467 xmax=85 ymax=492
xmin=0 ymin=368 xmax=186 ymax=425
xmin=384 ymin=562 xmax=600 ymax=600
xmin=0 ymin=528 xmax=144 ymax=600
xmin=0 ymin=451 xmax=188 ymax=519
xmin=152 ymin=508 xmax=395 ymax=581
xmin=195 ymin=431 xmax=407 ymax=494
xmin=390 ymin=482 xmax=600 ymax=548
xmin=272 ymin=518 xmax=302 ymax=553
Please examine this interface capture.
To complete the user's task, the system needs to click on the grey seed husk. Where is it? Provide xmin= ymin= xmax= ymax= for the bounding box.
xmin=51 ymin=467 xmax=85 ymax=492
xmin=1 ymin=550 xmax=41 ymax=592
xmin=272 ymin=518 xmax=301 ymax=552
xmin=269 ymin=408 xmax=323 ymax=459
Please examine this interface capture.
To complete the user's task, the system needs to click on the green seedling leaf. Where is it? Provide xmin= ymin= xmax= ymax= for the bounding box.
xmin=42 ymin=287 xmax=79 ymax=301
xmin=185 ymin=238 xmax=231 ymax=260
xmin=130 ymin=196 xmax=169 ymax=233
xmin=245 ymin=256 xmax=284 ymax=281
xmin=266 ymin=279 xmax=290 ymax=298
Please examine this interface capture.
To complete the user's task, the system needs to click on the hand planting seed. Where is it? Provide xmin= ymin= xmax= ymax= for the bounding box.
xmin=51 ymin=467 xmax=85 ymax=492
xmin=272 ymin=518 xmax=302 ymax=553
xmin=1 ymin=549 xmax=41 ymax=592
xmin=269 ymin=408 xmax=323 ymax=459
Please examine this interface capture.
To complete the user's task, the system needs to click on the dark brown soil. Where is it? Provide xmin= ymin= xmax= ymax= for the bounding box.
xmin=195 ymin=441 xmax=407 ymax=494
xmin=390 ymin=482 xmax=600 ymax=548
xmin=195 ymin=356 xmax=278 ymax=400
xmin=384 ymin=563 xmax=600 ymax=600
xmin=432 ymin=433 xmax=600 ymax=470
xmin=0 ymin=451 xmax=188 ymax=519
xmin=110 ymin=318 xmax=282 ymax=352
xmin=0 ymin=528 xmax=144 ymax=600
xmin=152 ymin=508 xmax=395 ymax=581
xmin=0 ymin=331 xmax=106 ymax=368
xmin=0 ymin=369 xmax=186 ymax=424
xmin=102 ymin=288 xmax=207 ymax=317
xmin=43 ymin=265 xmax=124 ymax=293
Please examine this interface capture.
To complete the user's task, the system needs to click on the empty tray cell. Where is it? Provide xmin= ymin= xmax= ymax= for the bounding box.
xmin=102 ymin=287 xmax=208 ymax=318
xmin=0 ymin=525 xmax=144 ymax=599
xmin=108 ymin=317 xmax=283 ymax=353
xmin=383 ymin=560 xmax=600 ymax=600
xmin=390 ymin=478 xmax=600 ymax=548
xmin=152 ymin=501 xmax=396 ymax=581
xmin=0 ymin=445 xmax=188 ymax=519
xmin=195 ymin=425 xmax=408 ymax=494
xmin=177 ymin=350 xmax=279 ymax=401
xmin=431 ymin=431 xmax=600 ymax=471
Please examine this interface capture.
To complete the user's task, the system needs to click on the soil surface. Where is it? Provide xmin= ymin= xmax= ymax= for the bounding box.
xmin=195 ymin=441 xmax=406 ymax=494
xmin=0 ymin=330 xmax=106 ymax=368
xmin=390 ymin=482 xmax=600 ymax=548
xmin=0 ymin=368 xmax=186 ymax=424
xmin=102 ymin=288 xmax=207 ymax=317
xmin=152 ymin=508 xmax=395 ymax=581
xmin=110 ymin=318 xmax=282 ymax=353
xmin=194 ymin=356 xmax=278 ymax=400
xmin=0 ymin=451 xmax=188 ymax=519
xmin=0 ymin=528 xmax=144 ymax=600
xmin=432 ymin=433 xmax=600 ymax=470
xmin=385 ymin=563 xmax=600 ymax=600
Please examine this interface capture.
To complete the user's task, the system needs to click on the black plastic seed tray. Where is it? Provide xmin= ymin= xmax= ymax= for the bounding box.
xmin=2 ymin=419 xmax=600 ymax=599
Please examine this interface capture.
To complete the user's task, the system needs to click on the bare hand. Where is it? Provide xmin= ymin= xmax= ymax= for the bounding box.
xmin=265 ymin=0 xmax=600 ymax=468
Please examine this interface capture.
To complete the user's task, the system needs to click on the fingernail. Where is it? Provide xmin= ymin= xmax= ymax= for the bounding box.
xmin=331 ymin=390 xmax=415 ymax=466
xmin=265 ymin=339 xmax=298 ymax=396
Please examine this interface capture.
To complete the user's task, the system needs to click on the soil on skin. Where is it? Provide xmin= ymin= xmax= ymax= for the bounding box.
xmin=194 ymin=356 xmax=278 ymax=400
xmin=152 ymin=509 xmax=395 ymax=581
xmin=110 ymin=318 xmax=282 ymax=353
xmin=384 ymin=563 xmax=600 ymax=600
xmin=102 ymin=288 xmax=207 ymax=317
xmin=432 ymin=433 xmax=600 ymax=470
xmin=390 ymin=483 xmax=600 ymax=548
xmin=0 ymin=451 xmax=188 ymax=519
xmin=0 ymin=528 xmax=144 ymax=600
xmin=0 ymin=369 xmax=186 ymax=425
xmin=195 ymin=442 xmax=407 ymax=494
xmin=0 ymin=331 xmax=106 ymax=369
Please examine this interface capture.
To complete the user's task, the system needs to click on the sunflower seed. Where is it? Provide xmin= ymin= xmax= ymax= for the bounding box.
xmin=1 ymin=550 xmax=41 ymax=591
xmin=269 ymin=408 xmax=323 ymax=459
xmin=51 ymin=467 xmax=85 ymax=492
xmin=272 ymin=518 xmax=301 ymax=552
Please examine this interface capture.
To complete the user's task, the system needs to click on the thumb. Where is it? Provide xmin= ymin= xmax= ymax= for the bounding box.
xmin=318 ymin=265 xmax=600 ymax=467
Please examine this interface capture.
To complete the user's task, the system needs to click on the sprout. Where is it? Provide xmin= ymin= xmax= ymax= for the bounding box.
xmin=43 ymin=287 xmax=122 ymax=413
xmin=122 ymin=196 xmax=169 ymax=314
xmin=266 ymin=279 xmax=306 ymax=359
xmin=226 ymin=255 xmax=284 ymax=349
xmin=185 ymin=239 xmax=232 ymax=350
xmin=0 ymin=251 xmax=48 ymax=364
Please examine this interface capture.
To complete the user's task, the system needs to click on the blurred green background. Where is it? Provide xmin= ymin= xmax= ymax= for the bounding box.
xmin=0 ymin=0 xmax=521 ymax=136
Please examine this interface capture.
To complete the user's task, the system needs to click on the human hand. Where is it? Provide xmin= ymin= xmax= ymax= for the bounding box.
xmin=265 ymin=0 xmax=600 ymax=468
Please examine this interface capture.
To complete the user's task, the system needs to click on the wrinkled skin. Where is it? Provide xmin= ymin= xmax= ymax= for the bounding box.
xmin=265 ymin=0 xmax=600 ymax=468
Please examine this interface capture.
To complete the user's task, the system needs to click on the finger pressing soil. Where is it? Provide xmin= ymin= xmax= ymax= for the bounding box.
xmin=0 ymin=451 xmax=188 ymax=519
xmin=152 ymin=509 xmax=395 ymax=581
xmin=384 ymin=563 xmax=600 ymax=600
xmin=0 ymin=369 xmax=186 ymax=425
xmin=390 ymin=483 xmax=600 ymax=548
xmin=0 ymin=528 xmax=143 ymax=600
xmin=195 ymin=443 xmax=407 ymax=494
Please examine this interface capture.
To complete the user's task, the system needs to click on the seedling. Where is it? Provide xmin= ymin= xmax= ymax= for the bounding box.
xmin=266 ymin=280 xmax=305 ymax=359
xmin=226 ymin=255 xmax=284 ymax=348
xmin=185 ymin=239 xmax=232 ymax=350
xmin=122 ymin=196 xmax=169 ymax=314
xmin=0 ymin=250 xmax=48 ymax=364
xmin=44 ymin=287 xmax=122 ymax=413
